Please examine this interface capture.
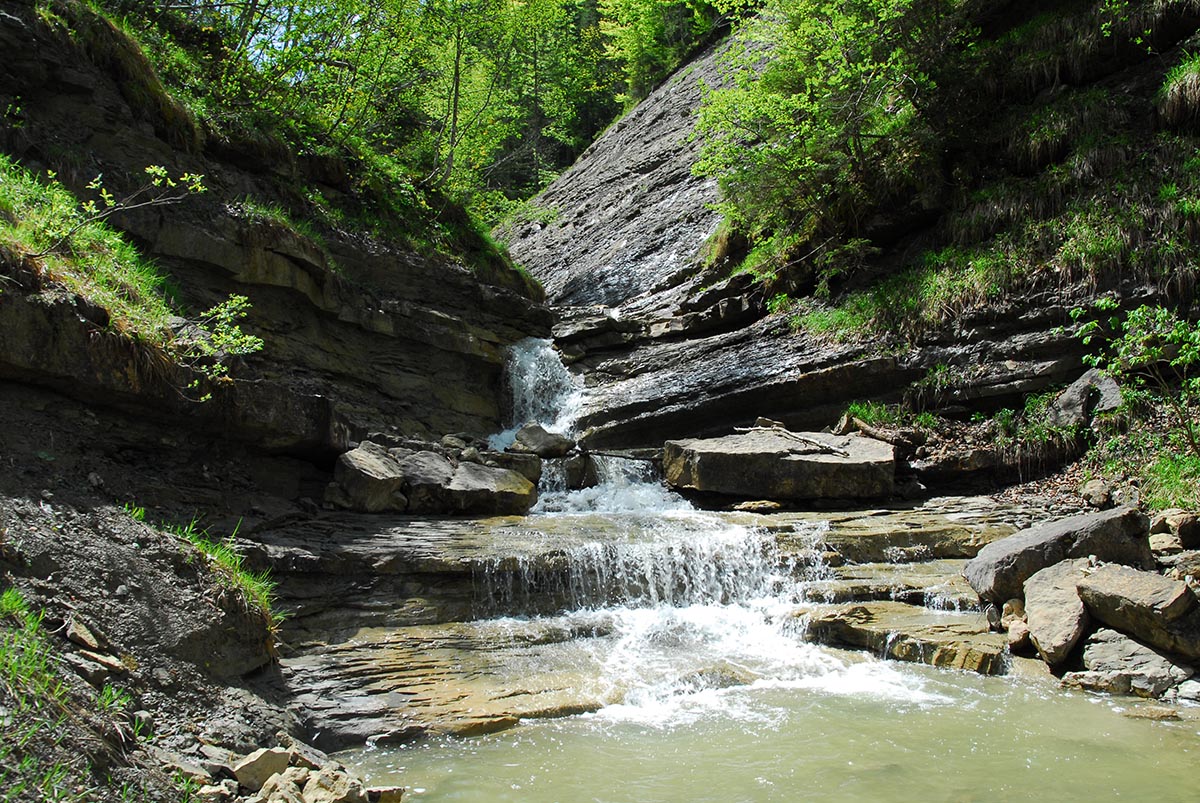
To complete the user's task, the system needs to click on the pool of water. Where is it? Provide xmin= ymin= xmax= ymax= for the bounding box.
xmin=344 ymin=661 xmax=1200 ymax=802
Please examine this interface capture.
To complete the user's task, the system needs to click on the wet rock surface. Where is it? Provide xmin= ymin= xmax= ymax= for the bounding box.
xmin=803 ymin=602 xmax=1008 ymax=675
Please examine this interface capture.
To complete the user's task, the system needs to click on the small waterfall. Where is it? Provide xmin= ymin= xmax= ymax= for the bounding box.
xmin=488 ymin=338 xmax=583 ymax=451
xmin=476 ymin=513 xmax=795 ymax=615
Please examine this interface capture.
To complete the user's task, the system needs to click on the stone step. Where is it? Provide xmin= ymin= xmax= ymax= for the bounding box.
xmin=799 ymin=601 xmax=1008 ymax=675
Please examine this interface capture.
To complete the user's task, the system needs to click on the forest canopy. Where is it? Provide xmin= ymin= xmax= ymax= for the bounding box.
xmin=96 ymin=0 xmax=739 ymax=224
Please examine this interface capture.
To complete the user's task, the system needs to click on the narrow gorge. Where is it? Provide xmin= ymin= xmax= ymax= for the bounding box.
xmin=2 ymin=0 xmax=1200 ymax=801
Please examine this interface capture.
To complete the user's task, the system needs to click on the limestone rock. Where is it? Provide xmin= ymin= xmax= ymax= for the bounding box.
xmin=802 ymin=602 xmax=1008 ymax=675
xmin=251 ymin=767 xmax=310 ymax=803
xmin=1024 ymin=559 xmax=1091 ymax=666
xmin=509 ymin=424 xmax=575 ymax=458
xmin=444 ymin=462 xmax=537 ymax=515
xmin=1079 ymin=479 xmax=1112 ymax=508
xmin=1000 ymin=598 xmax=1026 ymax=630
xmin=367 ymin=788 xmax=405 ymax=803
xmin=663 ymin=430 xmax=894 ymax=501
xmin=302 ymin=765 xmax=369 ymax=803
xmin=394 ymin=451 xmax=456 ymax=512
xmin=962 ymin=507 xmax=1151 ymax=603
xmin=1077 ymin=564 xmax=1200 ymax=660
xmin=1007 ymin=619 xmax=1032 ymax=651
xmin=485 ymin=451 xmax=543 ymax=484
xmin=329 ymin=443 xmax=407 ymax=513
xmin=234 ymin=748 xmax=292 ymax=792
xmin=1072 ymin=628 xmax=1193 ymax=697
xmin=1047 ymin=368 xmax=1121 ymax=429
xmin=1171 ymin=512 xmax=1200 ymax=549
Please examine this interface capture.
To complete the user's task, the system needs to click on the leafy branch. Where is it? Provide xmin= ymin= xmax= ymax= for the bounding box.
xmin=31 ymin=165 xmax=206 ymax=259
xmin=1072 ymin=301 xmax=1200 ymax=457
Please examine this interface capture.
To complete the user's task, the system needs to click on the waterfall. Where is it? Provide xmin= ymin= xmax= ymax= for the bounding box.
xmin=487 ymin=337 xmax=583 ymax=451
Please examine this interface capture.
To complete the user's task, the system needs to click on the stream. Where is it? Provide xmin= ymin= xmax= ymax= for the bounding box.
xmin=337 ymin=340 xmax=1200 ymax=801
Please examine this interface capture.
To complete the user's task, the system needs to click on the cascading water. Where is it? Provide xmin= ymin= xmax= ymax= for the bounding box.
xmin=487 ymin=337 xmax=584 ymax=451
xmin=469 ymin=338 xmax=870 ymax=723
xmin=343 ymin=339 xmax=1200 ymax=802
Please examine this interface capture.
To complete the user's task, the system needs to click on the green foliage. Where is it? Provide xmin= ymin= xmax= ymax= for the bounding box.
xmin=0 ymin=155 xmax=264 ymax=396
xmin=1073 ymin=302 xmax=1200 ymax=456
xmin=843 ymin=399 xmax=937 ymax=430
xmin=1159 ymin=51 xmax=1200 ymax=128
xmin=1142 ymin=450 xmax=1200 ymax=509
xmin=696 ymin=0 xmax=962 ymax=287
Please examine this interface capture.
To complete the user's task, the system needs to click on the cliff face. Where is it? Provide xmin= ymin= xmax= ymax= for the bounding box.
xmin=503 ymin=40 xmax=729 ymax=311
xmin=0 ymin=0 xmax=552 ymax=456
xmin=504 ymin=15 xmax=1196 ymax=451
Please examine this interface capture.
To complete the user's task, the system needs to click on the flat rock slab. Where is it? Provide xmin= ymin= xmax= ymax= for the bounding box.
xmin=963 ymin=507 xmax=1151 ymax=603
xmin=663 ymin=431 xmax=894 ymax=500
xmin=803 ymin=559 xmax=979 ymax=609
xmin=1062 ymin=628 xmax=1193 ymax=698
xmin=1078 ymin=564 xmax=1200 ymax=660
xmin=281 ymin=620 xmax=610 ymax=751
xmin=1024 ymin=558 xmax=1091 ymax=666
xmin=802 ymin=601 xmax=1008 ymax=675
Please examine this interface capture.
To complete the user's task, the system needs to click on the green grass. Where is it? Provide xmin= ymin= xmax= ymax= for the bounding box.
xmin=1142 ymin=450 xmax=1200 ymax=509
xmin=122 ymin=503 xmax=279 ymax=626
xmin=843 ymin=400 xmax=938 ymax=431
xmin=0 ymin=155 xmax=174 ymax=346
xmin=230 ymin=198 xmax=325 ymax=246
xmin=0 ymin=589 xmax=65 ymax=713
xmin=1159 ymin=51 xmax=1200 ymax=128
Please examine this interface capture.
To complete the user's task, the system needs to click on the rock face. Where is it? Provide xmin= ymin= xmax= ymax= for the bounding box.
xmin=962 ymin=507 xmax=1151 ymax=603
xmin=662 ymin=430 xmax=894 ymax=500
xmin=326 ymin=442 xmax=537 ymax=515
xmin=501 ymin=40 xmax=731 ymax=307
xmin=1062 ymin=629 xmax=1193 ymax=697
xmin=0 ymin=1 xmax=552 ymax=457
xmin=1023 ymin=559 xmax=1091 ymax=666
xmin=1077 ymin=564 xmax=1200 ymax=660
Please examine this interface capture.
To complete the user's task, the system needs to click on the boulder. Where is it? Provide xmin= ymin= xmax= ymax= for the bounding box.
xmin=962 ymin=507 xmax=1151 ymax=603
xmin=367 ymin=788 xmax=406 ymax=803
xmin=443 ymin=462 xmax=537 ymax=515
xmin=1046 ymin=368 xmax=1121 ymax=429
xmin=1000 ymin=598 xmax=1026 ymax=630
xmin=509 ymin=424 xmax=575 ymax=458
xmin=485 ymin=451 xmax=543 ymax=484
xmin=1077 ymin=564 xmax=1200 ymax=660
xmin=330 ymin=443 xmax=408 ymax=513
xmin=1079 ymin=479 xmax=1112 ymax=508
xmin=394 ymin=451 xmax=456 ymax=512
xmin=233 ymin=748 xmax=292 ymax=792
xmin=1061 ymin=629 xmax=1193 ymax=698
xmin=1023 ymin=559 xmax=1091 ymax=666
xmin=1007 ymin=619 xmax=1032 ymax=652
xmin=302 ymin=765 xmax=369 ymax=803
xmin=662 ymin=430 xmax=894 ymax=501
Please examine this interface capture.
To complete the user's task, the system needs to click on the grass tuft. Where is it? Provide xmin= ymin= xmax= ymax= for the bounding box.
xmin=1159 ymin=52 xmax=1200 ymax=129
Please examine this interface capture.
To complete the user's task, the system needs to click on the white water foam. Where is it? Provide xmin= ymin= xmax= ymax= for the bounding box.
xmin=474 ymin=338 xmax=940 ymax=729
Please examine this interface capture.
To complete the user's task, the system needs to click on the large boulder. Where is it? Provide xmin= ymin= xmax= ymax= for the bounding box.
xmin=662 ymin=430 xmax=894 ymax=501
xmin=395 ymin=451 xmax=457 ymax=512
xmin=1023 ymin=559 xmax=1091 ymax=666
xmin=1077 ymin=564 xmax=1200 ymax=660
xmin=1046 ymin=368 xmax=1122 ymax=429
xmin=330 ymin=442 xmax=407 ymax=513
xmin=326 ymin=442 xmax=536 ymax=515
xmin=1061 ymin=629 xmax=1193 ymax=698
xmin=962 ymin=507 xmax=1151 ymax=603
xmin=444 ymin=461 xmax=537 ymax=515
xmin=509 ymin=423 xmax=575 ymax=458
